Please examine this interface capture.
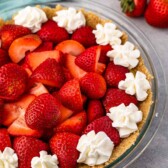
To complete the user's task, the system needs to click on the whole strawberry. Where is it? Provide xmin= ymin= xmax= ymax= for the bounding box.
xmin=145 ymin=0 xmax=168 ymax=28
xmin=121 ymin=0 xmax=147 ymax=17
xmin=0 ymin=128 xmax=11 ymax=151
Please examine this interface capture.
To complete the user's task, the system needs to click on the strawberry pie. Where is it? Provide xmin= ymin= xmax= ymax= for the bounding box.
xmin=0 ymin=5 xmax=152 ymax=168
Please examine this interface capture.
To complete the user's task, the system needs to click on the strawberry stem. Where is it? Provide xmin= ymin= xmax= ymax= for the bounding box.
xmin=120 ymin=0 xmax=135 ymax=13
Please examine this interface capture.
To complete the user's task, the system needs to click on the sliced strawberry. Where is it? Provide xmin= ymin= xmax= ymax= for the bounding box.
xmin=63 ymin=67 xmax=73 ymax=81
xmin=8 ymin=34 xmax=42 ymax=63
xmin=103 ymin=88 xmax=138 ymax=112
xmin=0 ymin=99 xmax=4 ymax=124
xmin=83 ymin=116 xmax=120 ymax=146
xmin=71 ymin=26 xmax=96 ymax=48
xmin=29 ymin=83 xmax=48 ymax=96
xmin=0 ymin=48 xmax=10 ymax=67
xmin=99 ymin=44 xmax=111 ymax=64
xmin=0 ymin=129 xmax=11 ymax=151
xmin=87 ymin=100 xmax=105 ymax=123
xmin=75 ymin=46 xmax=106 ymax=74
xmin=50 ymin=132 xmax=80 ymax=168
xmin=1 ymin=94 xmax=35 ymax=126
xmin=0 ymin=63 xmax=28 ymax=100
xmin=59 ymin=79 xmax=83 ymax=112
xmin=65 ymin=54 xmax=87 ymax=79
xmin=21 ymin=63 xmax=32 ymax=77
xmin=26 ymin=50 xmax=62 ymax=71
xmin=13 ymin=136 xmax=48 ymax=168
xmin=0 ymin=24 xmax=31 ymax=50
xmin=54 ymin=111 xmax=87 ymax=135
xmin=104 ymin=61 xmax=129 ymax=87
xmin=25 ymin=93 xmax=61 ymax=130
xmin=80 ymin=72 xmax=107 ymax=99
xmin=37 ymin=20 xmax=69 ymax=43
xmin=55 ymin=40 xmax=85 ymax=56
xmin=34 ymin=41 xmax=53 ymax=52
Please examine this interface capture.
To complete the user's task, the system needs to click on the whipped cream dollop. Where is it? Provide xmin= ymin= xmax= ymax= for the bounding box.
xmin=119 ymin=71 xmax=151 ymax=101
xmin=107 ymin=41 xmax=140 ymax=69
xmin=31 ymin=151 xmax=59 ymax=168
xmin=0 ymin=147 xmax=18 ymax=168
xmin=107 ymin=103 xmax=142 ymax=138
xmin=77 ymin=130 xmax=114 ymax=166
xmin=92 ymin=22 xmax=123 ymax=46
xmin=14 ymin=6 xmax=48 ymax=33
xmin=53 ymin=7 xmax=86 ymax=34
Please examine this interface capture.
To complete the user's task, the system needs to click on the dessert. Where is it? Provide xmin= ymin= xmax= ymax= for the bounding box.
xmin=0 ymin=4 xmax=152 ymax=168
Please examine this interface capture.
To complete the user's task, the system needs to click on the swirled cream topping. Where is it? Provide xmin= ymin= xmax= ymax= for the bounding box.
xmin=92 ymin=23 xmax=123 ymax=46
xmin=0 ymin=147 xmax=18 ymax=168
xmin=107 ymin=41 xmax=140 ymax=69
xmin=77 ymin=130 xmax=114 ymax=166
xmin=31 ymin=151 xmax=59 ymax=168
xmin=107 ymin=103 xmax=143 ymax=138
xmin=14 ymin=6 xmax=48 ymax=33
xmin=119 ymin=71 xmax=151 ymax=101
xmin=53 ymin=7 xmax=86 ymax=33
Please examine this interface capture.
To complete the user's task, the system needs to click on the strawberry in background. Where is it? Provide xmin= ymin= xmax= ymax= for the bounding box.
xmin=120 ymin=0 xmax=147 ymax=17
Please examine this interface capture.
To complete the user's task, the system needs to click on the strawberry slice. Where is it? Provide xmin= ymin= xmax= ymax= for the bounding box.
xmin=29 ymin=83 xmax=48 ymax=96
xmin=54 ymin=111 xmax=87 ymax=135
xmin=25 ymin=50 xmax=62 ymax=71
xmin=59 ymin=79 xmax=84 ymax=112
xmin=65 ymin=54 xmax=87 ymax=79
xmin=75 ymin=46 xmax=106 ymax=74
xmin=30 ymin=58 xmax=65 ymax=88
xmin=55 ymin=40 xmax=85 ymax=56
xmin=0 ymin=24 xmax=31 ymax=50
xmin=0 ymin=48 xmax=10 ymax=67
xmin=0 ymin=63 xmax=28 ymax=100
xmin=8 ymin=34 xmax=42 ymax=63
xmin=34 ymin=41 xmax=53 ymax=52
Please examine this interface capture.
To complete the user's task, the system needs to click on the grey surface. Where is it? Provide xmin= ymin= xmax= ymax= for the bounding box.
xmin=97 ymin=1 xmax=168 ymax=168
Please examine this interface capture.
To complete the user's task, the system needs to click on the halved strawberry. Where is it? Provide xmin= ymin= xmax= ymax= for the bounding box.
xmin=34 ymin=41 xmax=53 ymax=52
xmin=65 ymin=54 xmax=87 ymax=79
xmin=54 ymin=111 xmax=87 ymax=135
xmin=30 ymin=58 xmax=65 ymax=88
xmin=29 ymin=83 xmax=48 ymax=96
xmin=0 ymin=48 xmax=10 ymax=67
xmin=0 ymin=63 xmax=28 ymax=100
xmin=63 ymin=67 xmax=73 ymax=81
xmin=99 ymin=44 xmax=111 ymax=64
xmin=25 ymin=50 xmax=62 ymax=71
xmin=21 ymin=63 xmax=32 ymax=77
xmin=83 ymin=116 xmax=120 ymax=146
xmin=55 ymin=40 xmax=85 ymax=56
xmin=8 ymin=34 xmax=42 ymax=63
xmin=0 ymin=24 xmax=31 ymax=50
xmin=75 ymin=46 xmax=106 ymax=74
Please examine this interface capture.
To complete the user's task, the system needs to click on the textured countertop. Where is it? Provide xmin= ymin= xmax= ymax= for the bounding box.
xmin=97 ymin=1 xmax=168 ymax=168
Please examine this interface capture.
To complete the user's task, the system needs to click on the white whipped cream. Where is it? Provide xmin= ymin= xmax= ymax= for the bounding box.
xmin=107 ymin=103 xmax=142 ymax=138
xmin=92 ymin=23 xmax=123 ymax=46
xmin=31 ymin=151 xmax=59 ymax=168
xmin=14 ymin=6 xmax=48 ymax=33
xmin=107 ymin=41 xmax=140 ymax=69
xmin=119 ymin=71 xmax=151 ymax=101
xmin=53 ymin=7 xmax=86 ymax=34
xmin=77 ymin=130 xmax=114 ymax=166
xmin=0 ymin=147 xmax=18 ymax=168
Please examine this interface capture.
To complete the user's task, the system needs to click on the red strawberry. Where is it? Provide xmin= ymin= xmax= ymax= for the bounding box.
xmin=145 ymin=0 xmax=168 ymax=28
xmin=83 ymin=116 xmax=120 ymax=146
xmin=80 ymin=72 xmax=107 ymax=99
xmin=30 ymin=58 xmax=65 ymax=88
xmin=8 ymin=34 xmax=42 ymax=63
xmin=34 ymin=41 xmax=53 ymax=52
xmin=0 ymin=63 xmax=28 ymax=100
xmin=55 ymin=40 xmax=85 ymax=56
xmin=21 ymin=63 xmax=32 ymax=77
xmin=104 ymin=61 xmax=129 ymax=87
xmin=75 ymin=46 xmax=106 ymax=74
xmin=13 ymin=136 xmax=48 ymax=168
xmin=87 ymin=100 xmax=105 ymax=123
xmin=0 ymin=24 xmax=31 ymax=49
xmin=59 ymin=79 xmax=83 ymax=112
xmin=99 ymin=44 xmax=111 ymax=64
xmin=0 ymin=99 xmax=4 ymax=124
xmin=54 ymin=111 xmax=87 ymax=135
xmin=0 ymin=48 xmax=10 ymax=67
xmin=37 ymin=20 xmax=69 ymax=43
xmin=62 ymin=67 xmax=73 ymax=81
xmin=121 ymin=0 xmax=147 ymax=17
xmin=50 ymin=132 xmax=80 ymax=168
xmin=0 ymin=129 xmax=11 ymax=151
xmin=25 ymin=93 xmax=61 ymax=130
xmin=103 ymin=88 xmax=138 ymax=112
xmin=71 ymin=26 xmax=96 ymax=48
